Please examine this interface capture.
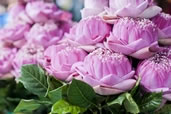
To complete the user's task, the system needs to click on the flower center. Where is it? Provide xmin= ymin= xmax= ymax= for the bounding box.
xmin=149 ymin=53 xmax=171 ymax=72
xmin=91 ymin=48 xmax=124 ymax=62
xmin=120 ymin=17 xmax=156 ymax=31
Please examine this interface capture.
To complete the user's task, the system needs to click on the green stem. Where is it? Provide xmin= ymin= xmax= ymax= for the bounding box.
xmin=98 ymin=104 xmax=102 ymax=114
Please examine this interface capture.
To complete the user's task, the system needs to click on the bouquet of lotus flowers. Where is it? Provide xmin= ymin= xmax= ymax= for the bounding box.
xmin=1 ymin=0 xmax=171 ymax=113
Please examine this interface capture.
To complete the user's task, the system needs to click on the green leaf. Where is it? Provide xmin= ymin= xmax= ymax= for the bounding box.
xmin=156 ymin=104 xmax=171 ymax=114
xmin=45 ymin=76 xmax=63 ymax=97
xmin=95 ymin=95 xmax=106 ymax=104
xmin=108 ymin=93 xmax=126 ymax=106
xmin=14 ymin=99 xmax=42 ymax=112
xmin=51 ymin=100 xmax=86 ymax=114
xmin=0 ymin=87 xmax=8 ymax=110
xmin=139 ymin=92 xmax=162 ymax=113
xmin=48 ymin=85 xmax=68 ymax=103
xmin=124 ymin=93 xmax=140 ymax=113
xmin=108 ymin=93 xmax=139 ymax=113
xmin=68 ymin=79 xmax=96 ymax=108
xmin=19 ymin=64 xmax=48 ymax=97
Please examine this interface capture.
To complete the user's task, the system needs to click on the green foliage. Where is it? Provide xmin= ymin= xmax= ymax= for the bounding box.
xmin=108 ymin=93 xmax=140 ymax=113
xmin=19 ymin=65 xmax=48 ymax=97
xmin=68 ymin=79 xmax=96 ymax=108
xmin=156 ymin=104 xmax=171 ymax=114
xmin=48 ymin=85 xmax=68 ymax=103
xmin=14 ymin=99 xmax=42 ymax=112
xmin=0 ymin=65 xmax=165 ymax=114
xmin=139 ymin=92 xmax=162 ymax=113
xmin=51 ymin=100 xmax=86 ymax=114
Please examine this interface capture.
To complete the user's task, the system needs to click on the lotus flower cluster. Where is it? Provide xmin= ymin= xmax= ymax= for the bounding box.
xmin=81 ymin=0 xmax=162 ymax=20
xmin=0 ymin=0 xmax=72 ymax=78
xmin=61 ymin=0 xmax=171 ymax=100
xmin=0 ymin=0 xmax=171 ymax=103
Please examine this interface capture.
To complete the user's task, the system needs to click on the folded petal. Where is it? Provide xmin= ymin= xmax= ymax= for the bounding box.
xmin=138 ymin=5 xmax=162 ymax=18
xmin=112 ymin=79 xmax=136 ymax=91
xmin=94 ymin=85 xmax=124 ymax=95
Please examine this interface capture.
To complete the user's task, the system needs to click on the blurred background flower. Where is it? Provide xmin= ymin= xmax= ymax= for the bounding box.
xmin=0 ymin=0 xmax=171 ymax=25
xmin=56 ymin=0 xmax=84 ymax=21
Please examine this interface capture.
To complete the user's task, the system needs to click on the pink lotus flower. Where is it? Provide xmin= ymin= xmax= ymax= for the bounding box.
xmin=137 ymin=50 xmax=171 ymax=101
xmin=42 ymin=43 xmax=87 ymax=81
xmin=81 ymin=0 xmax=109 ymax=18
xmin=152 ymin=12 xmax=171 ymax=38
xmin=66 ymin=16 xmax=111 ymax=45
xmin=8 ymin=3 xmax=33 ymax=24
xmin=12 ymin=43 xmax=44 ymax=77
xmin=26 ymin=20 xmax=64 ymax=48
xmin=104 ymin=0 xmax=162 ymax=23
xmin=72 ymin=48 xmax=136 ymax=95
xmin=0 ymin=48 xmax=16 ymax=77
xmin=0 ymin=22 xmax=30 ymax=48
xmin=106 ymin=17 xmax=159 ymax=59
xmin=25 ymin=1 xmax=72 ymax=23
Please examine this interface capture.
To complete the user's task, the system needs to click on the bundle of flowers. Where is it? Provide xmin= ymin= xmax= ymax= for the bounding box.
xmin=0 ymin=0 xmax=171 ymax=114
xmin=0 ymin=0 xmax=72 ymax=78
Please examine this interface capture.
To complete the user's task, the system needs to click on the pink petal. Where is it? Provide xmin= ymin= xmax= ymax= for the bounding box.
xmin=106 ymin=33 xmax=135 ymax=54
xmin=112 ymin=79 xmax=136 ymax=91
xmin=137 ymin=0 xmax=148 ymax=12
xmin=81 ymin=8 xmax=102 ymax=18
xmin=52 ymin=70 xmax=71 ymax=81
xmin=78 ymin=45 xmax=97 ymax=52
xmin=115 ymin=5 xmax=142 ymax=17
xmin=139 ymin=6 xmax=162 ymax=18
xmin=83 ymin=75 xmax=101 ymax=87
xmin=163 ymin=94 xmax=171 ymax=101
xmin=162 ymin=26 xmax=171 ymax=38
xmin=71 ymin=62 xmax=87 ymax=76
xmin=100 ymin=71 xmax=135 ymax=86
xmin=149 ymin=88 xmax=169 ymax=92
xmin=130 ymin=42 xmax=159 ymax=59
xmin=100 ymin=74 xmax=123 ymax=86
xmin=94 ymin=85 xmax=124 ymax=95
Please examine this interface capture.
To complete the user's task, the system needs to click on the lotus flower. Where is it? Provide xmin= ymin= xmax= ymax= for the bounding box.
xmin=72 ymin=48 xmax=136 ymax=95
xmin=0 ymin=22 xmax=30 ymax=48
xmin=12 ymin=43 xmax=44 ymax=77
xmin=66 ymin=16 xmax=111 ymax=45
xmin=104 ymin=0 xmax=162 ymax=23
xmin=81 ymin=0 xmax=109 ymax=18
xmin=8 ymin=3 xmax=33 ymax=24
xmin=26 ymin=20 xmax=64 ymax=48
xmin=152 ymin=12 xmax=171 ymax=38
xmin=0 ymin=48 xmax=16 ymax=77
xmin=42 ymin=43 xmax=87 ymax=81
xmin=25 ymin=1 xmax=72 ymax=23
xmin=137 ymin=50 xmax=171 ymax=101
xmin=106 ymin=17 xmax=159 ymax=59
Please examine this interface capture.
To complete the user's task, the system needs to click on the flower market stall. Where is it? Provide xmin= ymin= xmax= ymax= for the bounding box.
xmin=0 ymin=0 xmax=171 ymax=114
